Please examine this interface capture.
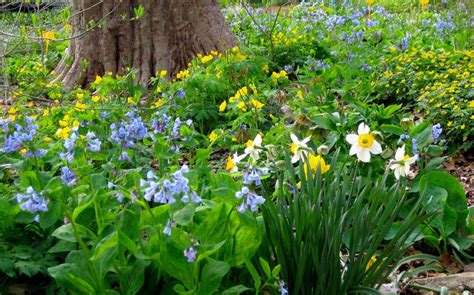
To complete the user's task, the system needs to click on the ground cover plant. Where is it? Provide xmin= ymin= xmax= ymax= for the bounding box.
xmin=0 ymin=0 xmax=473 ymax=294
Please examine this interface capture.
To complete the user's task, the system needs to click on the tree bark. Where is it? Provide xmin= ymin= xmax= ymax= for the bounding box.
xmin=55 ymin=0 xmax=236 ymax=89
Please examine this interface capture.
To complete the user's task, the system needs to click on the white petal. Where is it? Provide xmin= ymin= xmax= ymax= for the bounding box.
xmin=291 ymin=153 xmax=300 ymax=163
xmin=254 ymin=134 xmax=262 ymax=146
xmin=350 ymin=144 xmax=362 ymax=155
xmin=290 ymin=133 xmax=299 ymax=143
xmin=358 ymin=123 xmax=370 ymax=135
xmin=301 ymin=136 xmax=311 ymax=144
xmin=389 ymin=163 xmax=399 ymax=171
xmin=346 ymin=134 xmax=359 ymax=145
xmin=358 ymin=149 xmax=371 ymax=162
xmin=395 ymin=145 xmax=405 ymax=161
xmin=403 ymin=164 xmax=410 ymax=176
xmin=405 ymin=156 xmax=417 ymax=165
xmin=369 ymin=141 xmax=382 ymax=155
xmin=394 ymin=169 xmax=401 ymax=180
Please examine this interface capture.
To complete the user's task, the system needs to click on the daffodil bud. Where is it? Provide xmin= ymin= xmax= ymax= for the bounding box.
xmin=400 ymin=117 xmax=413 ymax=128
xmin=317 ymin=144 xmax=329 ymax=155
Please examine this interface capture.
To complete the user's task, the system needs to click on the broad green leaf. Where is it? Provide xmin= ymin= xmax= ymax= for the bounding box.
xmin=197 ymin=261 xmax=230 ymax=294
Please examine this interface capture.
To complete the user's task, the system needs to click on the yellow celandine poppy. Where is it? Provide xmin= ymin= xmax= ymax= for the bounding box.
xmin=219 ymin=101 xmax=227 ymax=112
xmin=226 ymin=156 xmax=234 ymax=171
xmin=55 ymin=127 xmax=71 ymax=139
xmin=92 ymin=95 xmax=101 ymax=103
xmin=75 ymin=102 xmax=87 ymax=112
xmin=153 ymin=98 xmax=164 ymax=109
xmin=419 ymin=0 xmax=429 ymax=9
xmin=73 ymin=120 xmax=80 ymax=128
xmin=20 ymin=148 xmax=27 ymax=155
xmin=262 ymin=64 xmax=270 ymax=73
xmin=200 ymin=54 xmax=213 ymax=64
xmin=237 ymin=101 xmax=247 ymax=112
xmin=304 ymin=154 xmax=330 ymax=176
xmin=367 ymin=0 xmax=374 ymax=5
xmin=249 ymin=99 xmax=264 ymax=109
xmin=159 ymin=70 xmax=168 ymax=78
xmin=8 ymin=107 xmax=17 ymax=115
xmin=76 ymin=93 xmax=84 ymax=100
xmin=44 ymin=136 xmax=52 ymax=142
xmin=41 ymin=31 xmax=55 ymax=53
xmin=209 ymin=131 xmax=218 ymax=142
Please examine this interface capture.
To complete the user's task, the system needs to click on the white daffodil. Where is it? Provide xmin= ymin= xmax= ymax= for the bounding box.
xmin=290 ymin=133 xmax=311 ymax=163
xmin=389 ymin=145 xmax=417 ymax=180
xmin=244 ymin=134 xmax=262 ymax=161
xmin=226 ymin=152 xmax=247 ymax=172
xmin=346 ymin=123 xmax=383 ymax=162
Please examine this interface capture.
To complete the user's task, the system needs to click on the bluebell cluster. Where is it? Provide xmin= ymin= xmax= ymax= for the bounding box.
xmin=433 ymin=15 xmax=455 ymax=35
xmin=110 ymin=109 xmax=147 ymax=149
xmin=243 ymin=166 xmax=269 ymax=186
xmin=176 ymin=89 xmax=186 ymax=99
xmin=140 ymin=165 xmax=201 ymax=205
xmin=184 ymin=246 xmax=197 ymax=263
xmin=16 ymin=186 xmax=48 ymax=222
xmin=151 ymin=113 xmax=171 ymax=134
xmin=1 ymin=117 xmax=38 ymax=153
xmin=398 ymin=134 xmax=410 ymax=145
xmin=86 ymin=131 xmax=101 ymax=152
xmin=279 ymin=281 xmax=289 ymax=295
xmin=412 ymin=138 xmax=419 ymax=156
xmin=60 ymin=131 xmax=77 ymax=163
xmin=60 ymin=166 xmax=77 ymax=186
xmin=108 ymin=181 xmax=124 ymax=202
xmin=236 ymin=186 xmax=265 ymax=213
xmin=432 ymin=124 xmax=443 ymax=140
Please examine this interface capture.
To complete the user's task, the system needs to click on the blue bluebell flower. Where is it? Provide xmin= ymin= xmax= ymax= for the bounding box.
xmin=176 ymin=89 xmax=186 ymax=99
xmin=16 ymin=186 xmax=48 ymax=222
xmin=184 ymin=246 xmax=197 ymax=262
xmin=60 ymin=166 xmax=77 ymax=186
xmin=279 ymin=281 xmax=288 ymax=295
xmin=432 ymin=124 xmax=442 ymax=140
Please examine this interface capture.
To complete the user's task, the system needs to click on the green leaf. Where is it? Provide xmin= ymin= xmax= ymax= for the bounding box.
xmin=52 ymin=223 xmax=96 ymax=243
xmin=173 ymin=203 xmax=196 ymax=226
xmin=259 ymin=257 xmax=271 ymax=278
xmin=222 ymin=285 xmax=252 ymax=294
xmin=380 ymin=124 xmax=404 ymax=136
xmin=118 ymin=231 xmax=138 ymax=254
xmin=90 ymin=173 xmax=107 ymax=191
xmin=197 ymin=261 xmax=230 ymax=294
xmin=245 ymin=259 xmax=261 ymax=292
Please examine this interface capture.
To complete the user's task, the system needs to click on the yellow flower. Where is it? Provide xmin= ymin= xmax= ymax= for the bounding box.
xmin=153 ymin=98 xmax=164 ymax=109
xmin=235 ymin=87 xmax=248 ymax=98
xmin=219 ymin=101 xmax=227 ymax=112
xmin=44 ymin=136 xmax=52 ymax=142
xmin=19 ymin=148 xmax=27 ymax=155
xmin=200 ymin=54 xmax=213 ymax=64
xmin=8 ymin=107 xmax=17 ymax=115
xmin=92 ymin=95 xmax=101 ymax=103
xmin=366 ymin=256 xmax=377 ymax=271
xmin=73 ymin=120 xmax=80 ymax=128
xmin=469 ymin=101 xmax=474 ymax=108
xmin=127 ymin=97 xmax=136 ymax=104
xmin=209 ymin=131 xmax=218 ymax=142
xmin=249 ymin=99 xmax=264 ymax=109
xmin=26 ymin=102 xmax=34 ymax=108
xmin=75 ymin=102 xmax=87 ymax=112
xmin=237 ymin=101 xmax=247 ymax=112
xmin=211 ymin=50 xmax=219 ymax=56
xmin=367 ymin=0 xmax=374 ymax=5
xmin=460 ymin=124 xmax=465 ymax=129
xmin=304 ymin=154 xmax=330 ymax=175
xmin=76 ymin=93 xmax=84 ymax=100
xmin=296 ymin=90 xmax=303 ymax=98
xmin=226 ymin=156 xmax=234 ymax=171
xmin=159 ymin=70 xmax=168 ymax=78
xmin=262 ymin=64 xmax=270 ymax=73
xmin=41 ymin=31 xmax=55 ymax=53
xmin=447 ymin=121 xmax=453 ymax=127
xmin=94 ymin=75 xmax=102 ymax=84
xmin=419 ymin=0 xmax=429 ymax=9
xmin=55 ymin=127 xmax=71 ymax=139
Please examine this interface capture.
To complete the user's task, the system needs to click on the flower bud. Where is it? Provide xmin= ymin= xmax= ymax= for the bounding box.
xmin=317 ymin=144 xmax=329 ymax=155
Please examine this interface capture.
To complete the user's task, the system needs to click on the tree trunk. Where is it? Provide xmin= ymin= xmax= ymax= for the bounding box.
xmin=55 ymin=0 xmax=236 ymax=89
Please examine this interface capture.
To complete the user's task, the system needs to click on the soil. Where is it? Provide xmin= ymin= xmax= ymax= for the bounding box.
xmin=442 ymin=151 xmax=474 ymax=206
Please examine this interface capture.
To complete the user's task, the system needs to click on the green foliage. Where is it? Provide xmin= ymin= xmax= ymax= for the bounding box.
xmin=261 ymin=152 xmax=434 ymax=294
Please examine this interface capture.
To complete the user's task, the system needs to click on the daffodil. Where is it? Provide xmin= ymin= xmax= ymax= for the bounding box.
xmin=226 ymin=153 xmax=247 ymax=172
xmin=41 ymin=31 xmax=55 ymax=53
xmin=389 ymin=145 xmax=417 ymax=180
xmin=290 ymin=133 xmax=311 ymax=163
xmin=304 ymin=153 xmax=330 ymax=175
xmin=346 ymin=123 xmax=383 ymax=162
xmin=244 ymin=134 xmax=262 ymax=161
